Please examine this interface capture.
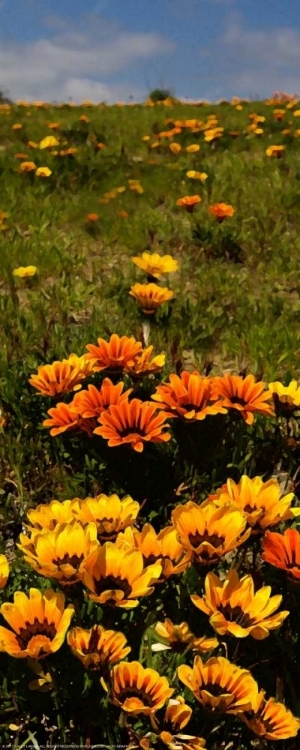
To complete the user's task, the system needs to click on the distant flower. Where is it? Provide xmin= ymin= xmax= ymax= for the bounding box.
xmin=18 ymin=522 xmax=99 ymax=585
xmin=0 ymin=555 xmax=9 ymax=590
xmin=19 ymin=161 xmax=36 ymax=172
xmin=35 ymin=167 xmax=52 ymax=177
xmin=12 ymin=123 xmax=23 ymax=130
xmin=210 ymin=373 xmax=274 ymax=424
xmin=95 ymin=398 xmax=172 ymax=452
xmin=242 ymin=694 xmax=300 ymax=740
xmin=176 ymin=195 xmax=201 ymax=213
xmin=208 ymin=203 xmax=235 ymax=221
xmin=178 ymin=656 xmax=260 ymax=714
xmin=48 ymin=122 xmax=60 ymax=129
xmin=15 ymin=153 xmax=29 ymax=160
xmin=169 ymin=143 xmax=182 ymax=154
xmin=96 ymin=142 xmax=106 ymax=149
xmin=0 ymin=588 xmax=74 ymax=659
xmin=85 ymin=334 xmax=143 ymax=373
xmin=128 ymin=179 xmax=144 ymax=194
xmin=13 ymin=265 xmax=37 ymax=278
xmin=39 ymin=136 xmax=59 ymax=149
xmin=129 ymin=283 xmax=174 ymax=313
xmin=265 ymin=145 xmax=286 ymax=157
xmin=191 ymin=569 xmax=288 ymax=639
xmin=85 ymin=212 xmax=99 ymax=222
xmin=109 ymin=661 xmax=173 ymax=714
xmin=186 ymin=144 xmax=200 ymax=153
xmin=186 ymin=170 xmax=208 ymax=181
xmin=82 ymin=543 xmax=162 ymax=607
xmin=67 ymin=625 xmax=131 ymax=671
xmin=262 ymin=528 xmax=300 ymax=582
xmin=131 ymin=252 xmax=178 ymax=279
xmin=273 ymin=109 xmax=285 ymax=121
xmin=142 ymin=135 xmax=151 ymax=141
xmin=119 ymin=210 xmax=129 ymax=218
xmin=79 ymin=115 xmax=90 ymax=122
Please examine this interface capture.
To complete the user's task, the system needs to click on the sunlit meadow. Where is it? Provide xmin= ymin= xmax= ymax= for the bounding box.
xmin=1 ymin=91 xmax=300 ymax=748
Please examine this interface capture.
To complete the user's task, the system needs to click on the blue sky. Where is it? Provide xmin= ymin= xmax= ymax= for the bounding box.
xmin=1 ymin=0 xmax=300 ymax=102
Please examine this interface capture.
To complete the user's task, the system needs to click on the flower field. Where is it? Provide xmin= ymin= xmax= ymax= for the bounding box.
xmin=1 ymin=93 xmax=300 ymax=748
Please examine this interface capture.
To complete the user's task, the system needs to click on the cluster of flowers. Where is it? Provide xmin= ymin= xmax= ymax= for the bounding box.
xmin=1 ymin=473 xmax=300 ymax=743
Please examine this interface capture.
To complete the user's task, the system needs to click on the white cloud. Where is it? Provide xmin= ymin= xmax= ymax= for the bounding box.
xmin=1 ymin=15 xmax=174 ymax=102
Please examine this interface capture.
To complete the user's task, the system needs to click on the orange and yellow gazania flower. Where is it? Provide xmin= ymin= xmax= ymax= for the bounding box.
xmin=43 ymin=402 xmax=95 ymax=437
xmin=70 ymin=379 xmax=132 ymax=423
xmin=13 ymin=265 xmax=37 ymax=278
xmin=169 ymin=142 xmax=182 ymax=154
xmin=178 ymin=656 xmax=260 ymax=714
xmin=119 ymin=523 xmax=192 ymax=579
xmin=39 ymin=136 xmax=59 ymax=149
xmin=129 ymin=283 xmax=174 ymax=313
xmin=208 ymin=203 xmax=235 ymax=221
xmin=207 ymin=475 xmax=300 ymax=532
xmin=109 ymin=661 xmax=174 ymax=715
xmin=266 ymin=145 xmax=286 ymax=157
xmin=152 ymin=619 xmax=218 ymax=653
xmin=172 ymin=502 xmax=251 ymax=564
xmin=72 ymin=493 xmax=139 ymax=541
xmin=29 ymin=354 xmax=95 ymax=396
xmin=191 ymin=569 xmax=288 ymax=639
xmin=81 ymin=543 xmax=162 ymax=608
xmin=176 ymin=195 xmax=201 ymax=212
xmin=95 ymin=398 xmax=172 ymax=452
xmin=67 ymin=625 xmax=131 ymax=671
xmin=152 ymin=371 xmax=227 ymax=421
xmin=242 ymin=693 xmax=300 ymax=740
xmin=35 ymin=167 xmax=52 ymax=177
xmin=26 ymin=498 xmax=78 ymax=531
xmin=85 ymin=334 xmax=143 ymax=373
xmin=131 ymin=252 xmax=178 ymax=279
xmin=210 ymin=373 xmax=274 ymax=424
xmin=18 ymin=522 xmax=99 ymax=585
xmin=262 ymin=528 xmax=300 ymax=581
xmin=186 ymin=170 xmax=208 ymax=181
xmin=0 ymin=555 xmax=9 ymax=589
xmin=151 ymin=696 xmax=207 ymax=749
xmin=268 ymin=379 xmax=300 ymax=414
xmin=124 ymin=346 xmax=165 ymax=377
xmin=20 ymin=161 xmax=36 ymax=172
xmin=0 ymin=588 xmax=74 ymax=659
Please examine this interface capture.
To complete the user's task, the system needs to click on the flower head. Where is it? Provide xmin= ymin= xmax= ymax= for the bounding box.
xmin=39 ymin=136 xmax=59 ymax=149
xmin=35 ymin=166 xmax=52 ymax=177
xmin=121 ymin=523 xmax=192 ymax=579
xmin=125 ymin=346 xmax=165 ymax=377
xmin=269 ymin=379 xmax=300 ymax=415
xmin=71 ymin=379 xmax=132 ymax=421
xmin=26 ymin=498 xmax=78 ymax=531
xmin=67 ymin=625 xmax=130 ymax=671
xmin=43 ymin=402 xmax=89 ymax=437
xmin=186 ymin=171 xmax=208 ymax=181
xmin=0 ymin=555 xmax=9 ymax=589
xmin=207 ymin=475 xmax=300 ymax=532
xmin=18 ymin=522 xmax=99 ymax=585
xmin=73 ymin=493 xmax=139 ymax=541
xmin=29 ymin=355 xmax=95 ymax=397
xmin=95 ymin=398 xmax=172 ymax=452
xmin=0 ymin=588 xmax=74 ymax=659
xmin=172 ymin=502 xmax=251 ymax=564
xmin=266 ymin=145 xmax=286 ymax=157
xmin=13 ymin=266 xmax=37 ymax=278
xmin=208 ymin=203 xmax=235 ymax=222
xmin=152 ymin=371 xmax=227 ymax=421
xmin=191 ymin=569 xmax=288 ymax=639
xmin=242 ymin=694 xmax=300 ymax=740
xmin=152 ymin=619 xmax=218 ymax=654
xmin=131 ymin=252 xmax=178 ymax=279
xmin=176 ymin=195 xmax=201 ymax=213
xmin=109 ymin=661 xmax=173 ymax=715
xmin=85 ymin=334 xmax=143 ymax=373
xmin=186 ymin=144 xmax=200 ymax=153
xmin=82 ymin=543 xmax=162 ymax=608
xmin=262 ymin=528 xmax=300 ymax=581
xmin=178 ymin=656 xmax=259 ymax=714
xmin=210 ymin=373 xmax=274 ymax=424
xmin=169 ymin=143 xmax=182 ymax=154
xmin=20 ymin=161 xmax=36 ymax=172
xmin=129 ymin=283 xmax=174 ymax=314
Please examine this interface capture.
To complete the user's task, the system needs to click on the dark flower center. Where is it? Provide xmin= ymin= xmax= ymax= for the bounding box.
xmin=82 ymin=627 xmax=101 ymax=654
xmin=119 ymin=427 xmax=145 ymax=437
xmin=16 ymin=618 xmax=57 ymax=649
xmin=53 ymin=553 xmax=84 ymax=568
xmin=201 ymin=683 xmax=227 ymax=698
xmin=230 ymin=396 xmax=247 ymax=406
xmin=218 ymin=604 xmax=255 ymax=628
xmin=189 ymin=531 xmax=224 ymax=551
xmin=118 ymin=686 xmax=154 ymax=706
xmin=94 ymin=575 xmax=132 ymax=599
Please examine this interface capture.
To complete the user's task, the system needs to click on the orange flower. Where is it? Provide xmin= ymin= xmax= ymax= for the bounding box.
xmin=169 ymin=143 xmax=182 ymax=154
xmin=120 ymin=523 xmax=192 ymax=579
xmin=85 ymin=334 xmax=143 ymax=373
xmin=15 ymin=153 xmax=29 ymax=160
xmin=67 ymin=625 xmax=131 ymax=671
xmin=109 ymin=661 xmax=173 ymax=715
xmin=119 ymin=210 xmax=129 ymax=218
xmin=29 ymin=355 xmax=96 ymax=396
xmin=262 ymin=528 xmax=300 ymax=581
xmin=48 ymin=122 xmax=60 ymax=129
xmin=208 ymin=203 xmax=235 ymax=222
xmin=95 ymin=398 xmax=172 ymax=452
xmin=129 ymin=283 xmax=174 ymax=314
xmin=176 ymin=195 xmax=201 ymax=213
xmin=85 ymin=213 xmax=99 ymax=222
xmin=43 ymin=402 xmax=94 ymax=437
xmin=152 ymin=619 xmax=218 ymax=654
xmin=178 ymin=656 xmax=259 ymax=715
xmin=266 ymin=145 xmax=286 ymax=157
xmin=12 ymin=123 xmax=23 ymax=130
xmin=80 ymin=114 xmax=89 ymax=123
xmin=242 ymin=694 xmax=300 ymax=740
xmin=125 ymin=346 xmax=165 ymax=377
xmin=20 ymin=161 xmax=36 ymax=172
xmin=210 ymin=373 xmax=274 ymax=425
xmin=152 ymin=371 xmax=227 ymax=421
xmin=71 ymin=379 xmax=132 ymax=420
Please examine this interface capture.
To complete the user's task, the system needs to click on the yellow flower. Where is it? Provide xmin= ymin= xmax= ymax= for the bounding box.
xmin=207 ymin=475 xmax=300 ymax=532
xmin=186 ymin=144 xmax=200 ymax=153
xmin=67 ymin=625 xmax=131 ymax=671
xmin=191 ymin=570 xmax=288 ymax=639
xmin=132 ymin=252 xmax=178 ymax=279
xmin=186 ymin=171 xmax=208 ymax=181
xmin=0 ymin=588 xmax=74 ymax=659
xmin=120 ymin=523 xmax=192 ymax=580
xmin=169 ymin=143 xmax=182 ymax=154
xmin=12 ymin=123 xmax=23 ymax=130
xmin=73 ymin=493 xmax=139 ymax=541
xmin=152 ymin=619 xmax=218 ymax=653
xmin=178 ymin=656 xmax=260 ymax=714
xmin=269 ymin=379 xmax=300 ymax=414
xmin=26 ymin=499 xmax=78 ymax=531
xmin=39 ymin=136 xmax=59 ymax=149
xmin=172 ymin=501 xmax=251 ymax=564
xmin=242 ymin=694 xmax=300 ymax=740
xmin=13 ymin=266 xmax=37 ymax=278
xmin=142 ymin=135 xmax=151 ymax=141
xmin=266 ymin=145 xmax=286 ymax=157
xmin=293 ymin=110 xmax=300 ymax=117
xmin=0 ymin=555 xmax=9 ymax=589
xmin=20 ymin=161 xmax=36 ymax=172
xmin=124 ymin=346 xmax=165 ymax=377
xmin=109 ymin=661 xmax=174 ymax=715
xmin=35 ymin=167 xmax=52 ymax=177
xmin=129 ymin=283 xmax=174 ymax=314
xmin=18 ymin=522 xmax=99 ymax=586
